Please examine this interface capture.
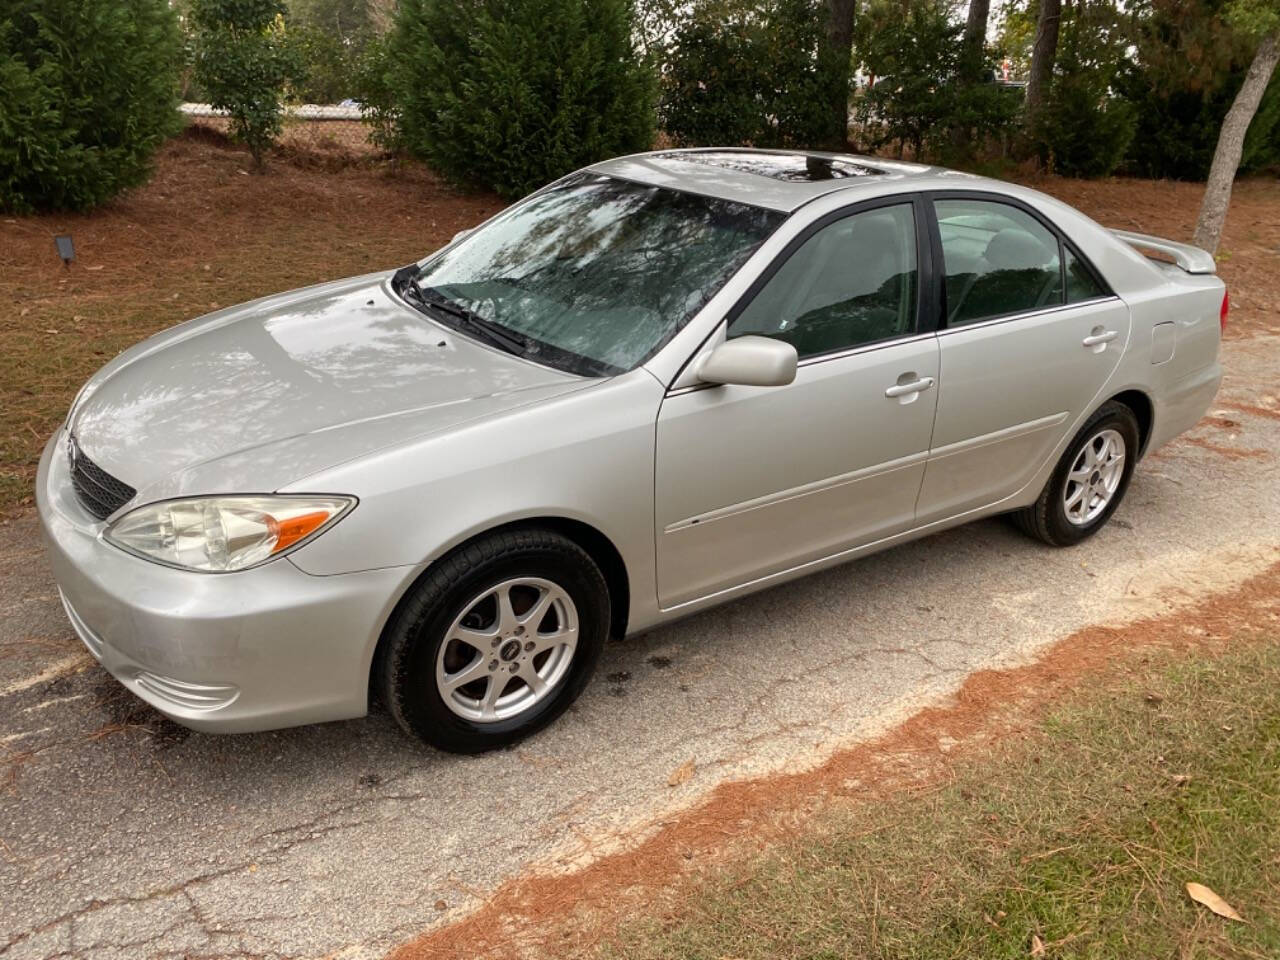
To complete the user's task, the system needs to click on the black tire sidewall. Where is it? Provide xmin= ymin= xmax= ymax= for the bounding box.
xmin=386 ymin=537 xmax=608 ymax=753
xmin=1044 ymin=404 xmax=1140 ymax=545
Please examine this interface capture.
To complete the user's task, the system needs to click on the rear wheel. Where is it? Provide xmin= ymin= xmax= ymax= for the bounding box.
xmin=1011 ymin=401 xmax=1139 ymax=547
xmin=379 ymin=528 xmax=609 ymax=752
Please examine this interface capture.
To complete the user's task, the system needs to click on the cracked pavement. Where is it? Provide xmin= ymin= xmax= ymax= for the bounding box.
xmin=2 ymin=336 xmax=1279 ymax=959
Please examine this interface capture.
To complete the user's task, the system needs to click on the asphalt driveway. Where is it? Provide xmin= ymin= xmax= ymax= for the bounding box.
xmin=2 ymin=336 xmax=1278 ymax=960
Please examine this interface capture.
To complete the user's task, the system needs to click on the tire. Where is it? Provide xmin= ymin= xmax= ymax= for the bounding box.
xmin=379 ymin=528 xmax=609 ymax=753
xmin=1011 ymin=400 xmax=1140 ymax=547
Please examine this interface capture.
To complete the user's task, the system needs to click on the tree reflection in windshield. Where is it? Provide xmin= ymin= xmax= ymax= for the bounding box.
xmin=416 ymin=174 xmax=784 ymax=375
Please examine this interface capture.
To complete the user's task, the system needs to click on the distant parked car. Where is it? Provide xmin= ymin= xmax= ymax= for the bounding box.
xmin=39 ymin=149 xmax=1225 ymax=752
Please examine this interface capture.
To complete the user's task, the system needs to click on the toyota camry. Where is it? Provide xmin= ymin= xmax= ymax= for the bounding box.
xmin=38 ymin=149 xmax=1225 ymax=751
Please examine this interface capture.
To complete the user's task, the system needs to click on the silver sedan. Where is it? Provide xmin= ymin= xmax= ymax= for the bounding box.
xmin=38 ymin=149 xmax=1225 ymax=751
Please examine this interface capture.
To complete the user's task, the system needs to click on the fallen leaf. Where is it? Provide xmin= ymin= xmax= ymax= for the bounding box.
xmin=667 ymin=759 xmax=695 ymax=787
xmin=248 ymin=863 xmax=258 ymax=874
xmin=1030 ymin=933 xmax=1045 ymax=956
xmin=1186 ymin=882 xmax=1244 ymax=921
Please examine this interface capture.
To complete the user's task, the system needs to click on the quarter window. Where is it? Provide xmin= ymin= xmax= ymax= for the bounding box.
xmin=935 ymin=199 xmax=1063 ymax=326
xmin=729 ymin=203 xmax=918 ymax=358
xmin=1065 ymin=247 xmax=1106 ymax=302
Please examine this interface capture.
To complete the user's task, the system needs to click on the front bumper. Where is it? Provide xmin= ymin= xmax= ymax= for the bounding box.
xmin=36 ymin=432 xmax=412 ymax=733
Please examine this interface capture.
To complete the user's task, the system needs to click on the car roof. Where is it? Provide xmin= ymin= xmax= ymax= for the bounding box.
xmin=588 ymin=148 xmax=965 ymax=213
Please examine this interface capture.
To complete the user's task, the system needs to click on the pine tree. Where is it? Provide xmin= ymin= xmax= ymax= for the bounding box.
xmin=0 ymin=0 xmax=183 ymax=212
xmin=389 ymin=0 xmax=656 ymax=199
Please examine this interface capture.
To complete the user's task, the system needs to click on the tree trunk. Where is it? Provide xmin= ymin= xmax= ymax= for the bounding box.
xmin=1192 ymin=33 xmax=1280 ymax=254
xmin=819 ymin=0 xmax=857 ymax=148
xmin=952 ymin=0 xmax=992 ymax=150
xmin=1025 ymin=0 xmax=1062 ymax=124
xmin=963 ymin=0 xmax=991 ymax=68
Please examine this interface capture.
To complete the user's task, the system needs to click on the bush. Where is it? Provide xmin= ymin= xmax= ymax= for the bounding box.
xmin=190 ymin=0 xmax=302 ymax=169
xmin=353 ymin=33 xmax=400 ymax=150
xmin=389 ymin=0 xmax=655 ymax=199
xmin=285 ymin=0 xmax=374 ymax=104
xmin=0 ymin=0 xmax=183 ymax=213
xmin=853 ymin=1 xmax=1019 ymax=162
xmin=1114 ymin=0 xmax=1251 ymax=180
xmin=660 ymin=0 xmax=832 ymax=149
xmin=288 ymin=23 xmax=362 ymax=104
xmin=1032 ymin=3 xmax=1135 ymax=177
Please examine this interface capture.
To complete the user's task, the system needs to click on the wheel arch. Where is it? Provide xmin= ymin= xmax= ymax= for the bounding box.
xmin=1106 ymin=388 xmax=1155 ymax=458
xmin=367 ymin=516 xmax=631 ymax=702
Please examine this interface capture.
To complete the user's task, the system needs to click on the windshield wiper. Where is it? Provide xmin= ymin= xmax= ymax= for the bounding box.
xmin=415 ymin=285 xmax=537 ymax=358
xmin=392 ymin=264 xmax=535 ymax=358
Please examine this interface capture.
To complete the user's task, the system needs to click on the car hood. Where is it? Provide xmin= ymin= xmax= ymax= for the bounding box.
xmin=69 ymin=273 xmax=588 ymax=502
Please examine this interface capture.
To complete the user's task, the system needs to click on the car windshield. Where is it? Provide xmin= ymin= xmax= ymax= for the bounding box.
xmin=411 ymin=173 xmax=784 ymax=376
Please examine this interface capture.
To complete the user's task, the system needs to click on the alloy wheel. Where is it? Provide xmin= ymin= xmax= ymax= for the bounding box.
xmin=1063 ymin=428 xmax=1126 ymax=526
xmin=434 ymin=577 xmax=578 ymax=722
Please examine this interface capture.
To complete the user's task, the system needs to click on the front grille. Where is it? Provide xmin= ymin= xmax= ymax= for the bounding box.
xmin=67 ymin=434 xmax=136 ymax=520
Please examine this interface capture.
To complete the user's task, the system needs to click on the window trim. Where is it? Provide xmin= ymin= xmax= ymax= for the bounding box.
xmin=924 ymin=190 xmax=1115 ymax=331
xmin=722 ymin=194 xmax=935 ymax=362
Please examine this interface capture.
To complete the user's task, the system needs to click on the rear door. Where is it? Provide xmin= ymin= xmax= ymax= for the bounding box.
xmin=654 ymin=198 xmax=940 ymax=608
xmin=915 ymin=193 xmax=1130 ymax=524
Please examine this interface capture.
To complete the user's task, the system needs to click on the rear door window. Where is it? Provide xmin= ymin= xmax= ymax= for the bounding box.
xmin=934 ymin=199 xmax=1064 ymax=326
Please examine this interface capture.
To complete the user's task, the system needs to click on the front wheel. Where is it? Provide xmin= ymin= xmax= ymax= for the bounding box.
xmin=378 ymin=528 xmax=609 ymax=753
xmin=1011 ymin=401 xmax=1140 ymax=547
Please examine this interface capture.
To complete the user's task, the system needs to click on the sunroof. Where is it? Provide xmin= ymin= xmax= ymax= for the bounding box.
xmin=656 ymin=150 xmax=883 ymax=182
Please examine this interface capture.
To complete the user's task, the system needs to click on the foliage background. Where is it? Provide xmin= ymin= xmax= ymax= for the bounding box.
xmin=387 ymin=0 xmax=655 ymax=198
xmin=0 ymin=0 xmax=183 ymax=212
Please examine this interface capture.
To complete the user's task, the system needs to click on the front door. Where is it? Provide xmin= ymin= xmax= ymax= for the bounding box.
xmin=916 ymin=195 xmax=1132 ymax=523
xmin=654 ymin=200 xmax=939 ymax=608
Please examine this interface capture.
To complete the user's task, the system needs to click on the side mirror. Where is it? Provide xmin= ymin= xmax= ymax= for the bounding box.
xmin=697 ymin=335 xmax=797 ymax=388
xmin=452 ymin=228 xmax=472 ymax=244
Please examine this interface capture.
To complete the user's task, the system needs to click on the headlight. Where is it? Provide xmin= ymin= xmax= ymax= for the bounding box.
xmin=104 ymin=495 xmax=355 ymax=572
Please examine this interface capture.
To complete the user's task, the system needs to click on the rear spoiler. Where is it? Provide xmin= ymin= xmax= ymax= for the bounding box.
xmin=1111 ymin=229 xmax=1217 ymax=275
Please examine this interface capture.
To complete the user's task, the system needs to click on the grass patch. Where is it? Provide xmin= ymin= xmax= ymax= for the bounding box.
xmin=605 ymin=642 xmax=1280 ymax=959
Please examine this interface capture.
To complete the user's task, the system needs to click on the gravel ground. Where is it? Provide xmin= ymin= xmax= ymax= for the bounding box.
xmin=1 ymin=336 xmax=1277 ymax=960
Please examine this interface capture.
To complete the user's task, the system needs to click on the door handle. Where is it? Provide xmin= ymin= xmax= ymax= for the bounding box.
xmin=1082 ymin=330 xmax=1118 ymax=348
xmin=885 ymin=376 xmax=935 ymax=399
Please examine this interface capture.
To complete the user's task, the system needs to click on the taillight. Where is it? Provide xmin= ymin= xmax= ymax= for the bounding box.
xmin=1220 ymin=290 xmax=1229 ymax=332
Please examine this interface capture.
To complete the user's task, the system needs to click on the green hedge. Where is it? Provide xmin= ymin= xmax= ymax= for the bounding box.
xmin=0 ymin=0 xmax=183 ymax=212
xmin=660 ymin=0 xmax=832 ymax=149
xmin=389 ymin=0 xmax=655 ymax=199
